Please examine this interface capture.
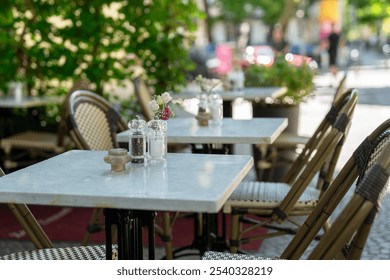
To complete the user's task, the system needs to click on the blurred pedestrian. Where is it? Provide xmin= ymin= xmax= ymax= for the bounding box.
xmin=270 ymin=24 xmax=289 ymax=56
xmin=328 ymin=23 xmax=340 ymax=77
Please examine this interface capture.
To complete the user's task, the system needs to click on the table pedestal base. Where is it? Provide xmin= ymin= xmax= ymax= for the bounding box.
xmin=104 ymin=209 xmax=156 ymax=260
xmin=169 ymin=212 xmax=229 ymax=259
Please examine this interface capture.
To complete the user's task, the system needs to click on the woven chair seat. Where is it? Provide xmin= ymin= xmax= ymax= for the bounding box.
xmin=0 ymin=245 xmax=118 ymax=260
xmin=223 ymin=181 xmax=320 ymax=213
xmin=0 ymin=131 xmax=69 ymax=153
xmin=202 ymin=251 xmax=278 ymax=260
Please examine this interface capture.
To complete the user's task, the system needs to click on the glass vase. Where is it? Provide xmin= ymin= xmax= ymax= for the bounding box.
xmin=147 ymin=119 xmax=167 ymax=164
xmin=208 ymin=93 xmax=223 ymax=126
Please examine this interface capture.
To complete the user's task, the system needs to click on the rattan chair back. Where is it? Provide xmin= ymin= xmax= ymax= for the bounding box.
xmin=309 ymin=139 xmax=390 ymax=259
xmin=272 ymin=89 xmax=358 ymax=223
xmin=203 ymin=120 xmax=389 ymax=260
xmin=56 ymin=79 xmax=91 ymax=147
xmin=67 ymin=90 xmax=127 ymax=150
xmin=332 ymin=72 xmax=348 ymax=106
xmin=282 ymin=89 xmax=356 ymax=186
xmin=282 ymin=118 xmax=390 ymax=259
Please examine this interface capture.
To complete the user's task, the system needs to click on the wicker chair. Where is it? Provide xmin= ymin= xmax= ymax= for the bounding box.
xmin=224 ymin=89 xmax=358 ymax=253
xmin=0 ymin=167 xmax=53 ymax=249
xmin=257 ymin=72 xmax=349 ymax=181
xmin=0 ymin=166 xmax=116 ymax=260
xmin=0 ymin=80 xmax=90 ymax=170
xmin=0 ymin=245 xmax=111 ymax=260
xmin=203 ymin=121 xmax=390 ymax=259
xmin=66 ymin=89 xmax=128 ymax=246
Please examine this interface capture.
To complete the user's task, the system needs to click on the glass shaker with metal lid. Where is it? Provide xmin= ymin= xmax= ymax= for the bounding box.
xmin=128 ymin=119 xmax=147 ymax=164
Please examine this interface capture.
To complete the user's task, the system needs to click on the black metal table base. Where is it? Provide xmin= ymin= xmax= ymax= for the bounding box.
xmin=104 ymin=208 xmax=156 ymax=260
xmin=170 ymin=212 xmax=229 ymax=259
xmin=169 ymin=142 xmax=231 ymax=259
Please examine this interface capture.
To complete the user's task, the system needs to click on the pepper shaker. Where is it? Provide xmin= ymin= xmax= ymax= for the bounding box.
xmin=128 ymin=119 xmax=147 ymax=164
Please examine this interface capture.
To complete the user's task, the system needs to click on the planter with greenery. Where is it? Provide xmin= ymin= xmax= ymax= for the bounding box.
xmin=245 ymin=55 xmax=315 ymax=104
xmin=244 ymin=55 xmax=315 ymax=132
xmin=244 ymin=55 xmax=315 ymax=181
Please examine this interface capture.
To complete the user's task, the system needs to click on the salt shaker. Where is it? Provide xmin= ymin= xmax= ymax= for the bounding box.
xmin=128 ymin=119 xmax=147 ymax=164
xmin=147 ymin=119 xmax=167 ymax=164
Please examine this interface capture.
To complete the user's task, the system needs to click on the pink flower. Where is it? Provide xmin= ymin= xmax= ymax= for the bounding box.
xmin=161 ymin=106 xmax=173 ymax=120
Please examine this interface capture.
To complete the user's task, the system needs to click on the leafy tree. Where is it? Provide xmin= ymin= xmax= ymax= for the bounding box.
xmin=349 ymin=0 xmax=390 ymax=24
xmin=120 ymin=0 xmax=203 ymax=93
xmin=348 ymin=0 xmax=390 ymax=46
xmin=0 ymin=0 xmax=203 ymax=123
xmin=208 ymin=0 xmax=317 ymax=41
xmin=216 ymin=0 xmax=283 ymax=26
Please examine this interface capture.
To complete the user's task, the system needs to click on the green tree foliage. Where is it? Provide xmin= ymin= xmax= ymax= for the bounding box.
xmin=217 ymin=0 xmax=283 ymax=26
xmin=0 ymin=0 xmax=202 ymax=97
xmin=119 ymin=0 xmax=203 ymax=93
xmin=349 ymin=0 xmax=390 ymax=23
xmin=213 ymin=0 xmax=317 ymax=37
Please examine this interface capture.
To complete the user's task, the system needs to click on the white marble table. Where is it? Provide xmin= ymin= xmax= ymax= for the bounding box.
xmin=0 ymin=150 xmax=253 ymax=212
xmin=174 ymin=86 xmax=287 ymax=101
xmin=0 ymin=150 xmax=253 ymax=259
xmin=174 ymin=86 xmax=287 ymax=118
xmin=117 ymin=117 xmax=288 ymax=145
xmin=0 ymin=96 xmax=64 ymax=108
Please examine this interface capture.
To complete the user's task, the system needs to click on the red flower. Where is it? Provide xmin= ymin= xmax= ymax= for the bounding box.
xmin=161 ymin=106 xmax=172 ymax=120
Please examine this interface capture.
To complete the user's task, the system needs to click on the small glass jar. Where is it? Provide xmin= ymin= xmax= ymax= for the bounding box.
xmin=147 ymin=119 xmax=167 ymax=164
xmin=196 ymin=93 xmax=211 ymax=126
xmin=228 ymin=69 xmax=245 ymax=92
xmin=128 ymin=119 xmax=147 ymax=164
xmin=208 ymin=93 xmax=223 ymax=126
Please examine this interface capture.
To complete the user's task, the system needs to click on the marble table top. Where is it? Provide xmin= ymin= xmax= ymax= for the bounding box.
xmin=173 ymin=86 xmax=287 ymax=101
xmin=0 ymin=150 xmax=254 ymax=213
xmin=117 ymin=117 xmax=288 ymax=145
xmin=0 ymin=96 xmax=64 ymax=108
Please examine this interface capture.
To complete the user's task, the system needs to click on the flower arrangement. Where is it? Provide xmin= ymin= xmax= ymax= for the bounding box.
xmin=149 ymin=91 xmax=175 ymax=120
xmin=195 ymin=75 xmax=222 ymax=94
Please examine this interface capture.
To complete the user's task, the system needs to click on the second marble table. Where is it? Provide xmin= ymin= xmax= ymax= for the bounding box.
xmin=117 ymin=117 xmax=288 ymax=145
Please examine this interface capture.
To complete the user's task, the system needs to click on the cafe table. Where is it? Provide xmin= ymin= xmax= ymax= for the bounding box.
xmin=0 ymin=95 xmax=64 ymax=108
xmin=0 ymin=95 xmax=65 ymax=138
xmin=174 ymin=86 xmax=287 ymax=117
xmin=0 ymin=150 xmax=254 ymax=260
xmin=117 ymin=117 xmax=287 ymax=257
xmin=117 ymin=117 xmax=288 ymax=147
xmin=175 ymin=86 xmax=287 ymax=102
